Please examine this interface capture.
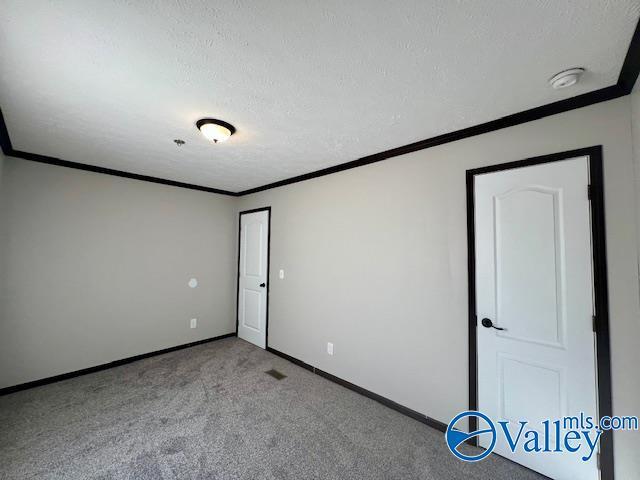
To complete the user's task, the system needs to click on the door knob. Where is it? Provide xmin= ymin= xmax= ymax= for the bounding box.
xmin=481 ymin=318 xmax=505 ymax=331
xmin=259 ymin=283 xmax=266 ymax=287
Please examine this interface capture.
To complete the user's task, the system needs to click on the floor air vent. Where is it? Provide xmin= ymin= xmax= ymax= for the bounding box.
xmin=265 ymin=369 xmax=287 ymax=380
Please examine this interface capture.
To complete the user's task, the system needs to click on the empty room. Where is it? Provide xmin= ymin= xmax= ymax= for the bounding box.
xmin=1 ymin=2 xmax=640 ymax=479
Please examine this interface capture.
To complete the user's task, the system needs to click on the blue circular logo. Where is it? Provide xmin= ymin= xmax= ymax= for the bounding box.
xmin=446 ymin=411 xmax=497 ymax=462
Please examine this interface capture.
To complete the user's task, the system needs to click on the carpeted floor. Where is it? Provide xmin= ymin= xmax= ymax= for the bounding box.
xmin=0 ymin=337 xmax=544 ymax=479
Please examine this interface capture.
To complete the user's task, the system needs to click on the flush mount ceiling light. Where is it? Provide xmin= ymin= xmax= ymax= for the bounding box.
xmin=548 ymin=68 xmax=585 ymax=89
xmin=196 ymin=118 xmax=236 ymax=143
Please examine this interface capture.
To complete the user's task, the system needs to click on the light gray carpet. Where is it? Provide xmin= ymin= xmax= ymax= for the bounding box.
xmin=0 ymin=338 xmax=544 ymax=479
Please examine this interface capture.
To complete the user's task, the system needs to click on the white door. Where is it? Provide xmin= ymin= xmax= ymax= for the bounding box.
xmin=238 ymin=209 xmax=269 ymax=348
xmin=474 ymin=157 xmax=598 ymax=479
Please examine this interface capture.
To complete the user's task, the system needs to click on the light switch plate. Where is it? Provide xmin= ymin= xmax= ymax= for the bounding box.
xmin=279 ymin=269 xmax=285 ymax=279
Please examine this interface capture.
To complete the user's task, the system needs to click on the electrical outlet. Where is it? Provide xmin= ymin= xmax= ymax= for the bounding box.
xmin=327 ymin=342 xmax=334 ymax=355
xmin=190 ymin=318 xmax=197 ymax=329
xmin=279 ymin=269 xmax=285 ymax=279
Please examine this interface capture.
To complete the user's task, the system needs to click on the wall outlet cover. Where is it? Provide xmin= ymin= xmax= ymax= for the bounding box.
xmin=190 ymin=318 xmax=197 ymax=329
xmin=279 ymin=269 xmax=285 ymax=279
xmin=327 ymin=342 xmax=334 ymax=355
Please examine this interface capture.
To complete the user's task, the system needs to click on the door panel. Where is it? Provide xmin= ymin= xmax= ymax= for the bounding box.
xmin=238 ymin=209 xmax=269 ymax=348
xmin=243 ymin=222 xmax=264 ymax=277
xmin=242 ymin=289 xmax=261 ymax=331
xmin=499 ymin=354 xmax=565 ymax=433
xmin=475 ymin=157 xmax=598 ymax=480
xmin=495 ymin=187 xmax=564 ymax=347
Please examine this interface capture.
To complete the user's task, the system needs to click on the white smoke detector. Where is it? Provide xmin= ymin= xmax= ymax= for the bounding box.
xmin=549 ymin=68 xmax=585 ymax=89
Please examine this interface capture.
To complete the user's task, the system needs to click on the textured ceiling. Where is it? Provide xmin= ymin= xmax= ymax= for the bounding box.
xmin=1 ymin=1 xmax=639 ymax=192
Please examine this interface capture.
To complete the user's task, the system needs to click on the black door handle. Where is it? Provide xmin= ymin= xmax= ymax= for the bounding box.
xmin=481 ymin=318 xmax=506 ymax=331
xmin=259 ymin=283 xmax=266 ymax=288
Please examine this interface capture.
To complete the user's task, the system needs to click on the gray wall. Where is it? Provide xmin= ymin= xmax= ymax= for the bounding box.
xmin=0 ymin=158 xmax=237 ymax=388
xmin=631 ymin=88 xmax=640 ymax=279
xmin=0 ymin=150 xmax=6 ymax=360
xmin=237 ymin=97 xmax=640 ymax=478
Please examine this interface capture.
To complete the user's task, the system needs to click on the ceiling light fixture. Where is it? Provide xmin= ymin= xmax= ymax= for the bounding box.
xmin=196 ymin=118 xmax=236 ymax=143
xmin=548 ymin=68 xmax=585 ymax=89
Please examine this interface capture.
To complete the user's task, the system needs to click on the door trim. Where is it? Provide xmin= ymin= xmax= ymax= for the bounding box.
xmin=466 ymin=146 xmax=613 ymax=479
xmin=235 ymin=206 xmax=272 ymax=349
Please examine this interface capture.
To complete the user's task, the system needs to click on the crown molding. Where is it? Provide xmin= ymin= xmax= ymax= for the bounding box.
xmin=0 ymin=111 xmax=238 ymax=196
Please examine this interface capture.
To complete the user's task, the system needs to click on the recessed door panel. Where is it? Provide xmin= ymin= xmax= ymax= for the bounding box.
xmin=494 ymin=187 xmax=565 ymax=348
xmin=242 ymin=289 xmax=261 ymax=331
xmin=500 ymin=355 xmax=565 ymax=430
xmin=243 ymin=222 xmax=264 ymax=277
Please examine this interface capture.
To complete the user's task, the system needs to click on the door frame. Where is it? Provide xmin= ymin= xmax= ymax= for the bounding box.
xmin=235 ymin=206 xmax=272 ymax=349
xmin=466 ymin=146 xmax=613 ymax=479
